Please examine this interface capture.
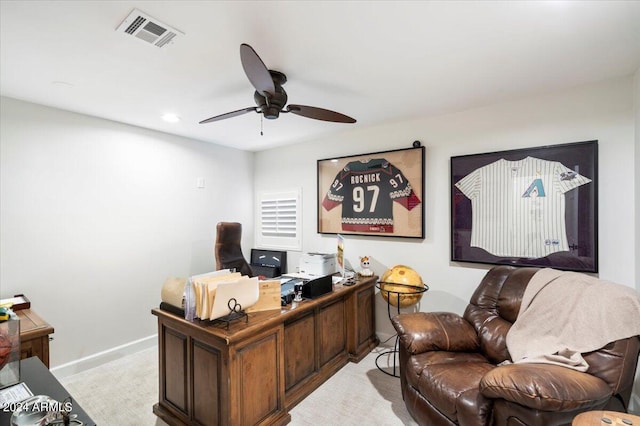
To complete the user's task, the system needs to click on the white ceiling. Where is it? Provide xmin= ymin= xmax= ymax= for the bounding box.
xmin=1 ymin=1 xmax=639 ymax=152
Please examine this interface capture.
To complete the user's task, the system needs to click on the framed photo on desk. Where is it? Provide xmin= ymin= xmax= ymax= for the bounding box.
xmin=318 ymin=146 xmax=425 ymax=239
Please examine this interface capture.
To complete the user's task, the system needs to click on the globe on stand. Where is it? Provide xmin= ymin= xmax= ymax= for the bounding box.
xmin=379 ymin=265 xmax=426 ymax=308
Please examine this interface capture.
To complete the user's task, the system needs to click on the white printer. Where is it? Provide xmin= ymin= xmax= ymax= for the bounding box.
xmin=299 ymin=253 xmax=337 ymax=276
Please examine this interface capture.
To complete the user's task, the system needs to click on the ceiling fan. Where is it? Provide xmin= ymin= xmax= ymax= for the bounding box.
xmin=199 ymin=44 xmax=356 ymax=125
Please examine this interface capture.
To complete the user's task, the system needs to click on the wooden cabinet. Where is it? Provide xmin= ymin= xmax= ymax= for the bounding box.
xmin=17 ymin=309 xmax=54 ymax=368
xmin=152 ymin=275 xmax=378 ymax=426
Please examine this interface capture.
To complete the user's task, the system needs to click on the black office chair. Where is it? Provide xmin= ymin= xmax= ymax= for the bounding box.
xmin=214 ymin=222 xmax=254 ymax=277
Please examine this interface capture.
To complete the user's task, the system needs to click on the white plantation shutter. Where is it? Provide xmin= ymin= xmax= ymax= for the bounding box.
xmin=261 ymin=198 xmax=296 ymax=237
xmin=256 ymin=189 xmax=301 ymax=250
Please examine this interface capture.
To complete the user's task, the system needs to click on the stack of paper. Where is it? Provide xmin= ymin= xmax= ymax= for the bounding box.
xmin=186 ymin=270 xmax=260 ymax=321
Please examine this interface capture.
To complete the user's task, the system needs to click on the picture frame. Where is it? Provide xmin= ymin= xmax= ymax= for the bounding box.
xmin=318 ymin=146 xmax=425 ymax=238
xmin=451 ymin=140 xmax=598 ymax=273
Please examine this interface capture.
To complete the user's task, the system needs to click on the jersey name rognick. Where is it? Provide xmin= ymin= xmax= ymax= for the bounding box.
xmin=351 ymin=173 xmax=381 ymax=184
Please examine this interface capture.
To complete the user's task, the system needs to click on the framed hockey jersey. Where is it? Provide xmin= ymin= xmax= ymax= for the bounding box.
xmin=318 ymin=146 xmax=424 ymax=238
xmin=451 ymin=140 xmax=598 ymax=273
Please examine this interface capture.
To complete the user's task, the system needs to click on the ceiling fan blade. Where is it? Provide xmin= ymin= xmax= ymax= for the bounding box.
xmin=199 ymin=107 xmax=258 ymax=124
xmin=285 ymin=105 xmax=356 ymax=123
xmin=240 ymin=43 xmax=275 ymax=97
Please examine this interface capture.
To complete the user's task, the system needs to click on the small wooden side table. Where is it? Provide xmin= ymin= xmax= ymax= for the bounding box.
xmin=573 ymin=411 xmax=640 ymax=426
xmin=16 ymin=309 xmax=54 ymax=368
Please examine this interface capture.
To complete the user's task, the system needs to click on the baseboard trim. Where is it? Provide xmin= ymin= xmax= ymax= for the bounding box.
xmin=51 ymin=334 xmax=157 ymax=380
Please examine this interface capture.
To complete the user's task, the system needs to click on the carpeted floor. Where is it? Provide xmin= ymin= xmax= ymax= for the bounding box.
xmin=58 ymin=345 xmax=418 ymax=425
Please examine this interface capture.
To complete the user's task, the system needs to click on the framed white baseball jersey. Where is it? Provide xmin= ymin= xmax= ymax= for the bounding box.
xmin=455 ymin=156 xmax=591 ymax=258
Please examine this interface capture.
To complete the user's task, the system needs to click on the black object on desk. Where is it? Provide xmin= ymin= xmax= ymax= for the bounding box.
xmin=0 ymin=357 xmax=96 ymax=426
xmin=280 ymin=275 xmax=333 ymax=304
xmin=301 ymin=274 xmax=333 ymax=299
xmin=251 ymin=249 xmax=287 ymax=278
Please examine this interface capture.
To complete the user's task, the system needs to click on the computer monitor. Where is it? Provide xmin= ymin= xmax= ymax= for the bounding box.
xmin=250 ymin=249 xmax=287 ymax=277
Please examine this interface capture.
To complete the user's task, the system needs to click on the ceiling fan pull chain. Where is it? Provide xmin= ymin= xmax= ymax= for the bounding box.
xmin=260 ymin=114 xmax=263 ymax=136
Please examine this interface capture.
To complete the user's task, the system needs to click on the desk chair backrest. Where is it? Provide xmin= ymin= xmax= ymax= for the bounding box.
xmin=214 ymin=222 xmax=254 ymax=277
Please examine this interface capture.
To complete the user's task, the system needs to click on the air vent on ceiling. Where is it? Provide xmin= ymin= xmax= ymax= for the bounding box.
xmin=116 ymin=8 xmax=184 ymax=48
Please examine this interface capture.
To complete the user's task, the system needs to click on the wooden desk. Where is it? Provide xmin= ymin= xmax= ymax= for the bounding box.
xmin=16 ymin=309 xmax=54 ymax=368
xmin=152 ymin=275 xmax=378 ymax=426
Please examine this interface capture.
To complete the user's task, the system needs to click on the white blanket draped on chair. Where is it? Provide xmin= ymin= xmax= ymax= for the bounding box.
xmin=506 ymin=268 xmax=640 ymax=371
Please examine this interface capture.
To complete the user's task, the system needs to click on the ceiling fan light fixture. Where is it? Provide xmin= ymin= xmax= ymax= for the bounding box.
xmin=264 ymin=107 xmax=281 ymax=120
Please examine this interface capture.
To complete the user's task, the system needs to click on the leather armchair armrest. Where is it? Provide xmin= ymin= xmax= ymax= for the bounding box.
xmin=480 ymin=363 xmax=612 ymax=411
xmin=390 ymin=312 xmax=479 ymax=355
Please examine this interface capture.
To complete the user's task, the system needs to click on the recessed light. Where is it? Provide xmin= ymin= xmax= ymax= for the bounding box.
xmin=162 ymin=113 xmax=180 ymax=123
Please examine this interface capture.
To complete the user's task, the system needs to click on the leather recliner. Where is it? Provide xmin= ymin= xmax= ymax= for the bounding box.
xmin=390 ymin=266 xmax=640 ymax=426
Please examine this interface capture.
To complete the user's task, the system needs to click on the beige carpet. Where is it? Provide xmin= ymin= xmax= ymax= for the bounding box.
xmin=58 ymin=345 xmax=418 ymax=426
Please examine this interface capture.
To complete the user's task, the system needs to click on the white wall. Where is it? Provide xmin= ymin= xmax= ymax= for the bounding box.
xmin=255 ymin=76 xmax=636 ymax=341
xmin=0 ymin=97 xmax=255 ymax=368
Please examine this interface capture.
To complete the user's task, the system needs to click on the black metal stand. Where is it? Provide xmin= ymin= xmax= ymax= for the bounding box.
xmin=211 ymin=298 xmax=248 ymax=330
xmin=375 ymin=282 xmax=428 ymax=377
